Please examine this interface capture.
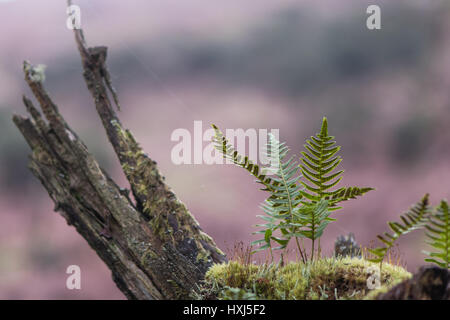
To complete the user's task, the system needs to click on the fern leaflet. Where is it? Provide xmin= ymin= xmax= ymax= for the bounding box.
xmin=299 ymin=117 xmax=373 ymax=210
xmin=369 ymin=194 xmax=431 ymax=264
xmin=212 ymin=124 xmax=275 ymax=192
xmin=326 ymin=186 xmax=375 ymax=205
xmin=251 ymin=134 xmax=303 ymax=254
xmin=289 ymin=200 xmax=334 ymax=260
xmin=424 ymin=200 xmax=449 ymax=269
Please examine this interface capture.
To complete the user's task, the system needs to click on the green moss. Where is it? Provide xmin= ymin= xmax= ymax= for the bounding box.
xmin=167 ymin=279 xmax=186 ymax=299
xmin=113 ymin=120 xmax=225 ymax=267
xmin=363 ymin=274 xmax=407 ymax=300
xmin=215 ymin=247 xmax=225 ymax=257
xmin=204 ymin=257 xmax=411 ymax=300
xmin=149 ymin=214 xmax=172 ymax=240
xmin=196 ymin=250 xmax=212 ymax=263
xmin=141 ymin=248 xmax=159 ymax=265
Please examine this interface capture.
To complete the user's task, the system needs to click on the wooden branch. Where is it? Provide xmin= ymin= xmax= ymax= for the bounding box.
xmin=12 ymin=28 xmax=226 ymax=299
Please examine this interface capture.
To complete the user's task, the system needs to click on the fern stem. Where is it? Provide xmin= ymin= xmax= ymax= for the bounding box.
xmin=311 ymin=206 xmax=316 ymax=261
xmin=301 ymin=238 xmax=307 ymax=261
xmin=316 ymin=128 xmax=326 ymax=257
xmin=295 ymin=237 xmax=307 ymax=263
xmin=269 ymin=246 xmax=274 ymax=263
xmin=317 ymin=238 xmax=322 ymax=259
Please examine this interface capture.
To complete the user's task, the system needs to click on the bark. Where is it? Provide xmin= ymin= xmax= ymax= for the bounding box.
xmin=12 ymin=28 xmax=226 ymax=300
xmin=377 ymin=266 xmax=450 ymax=300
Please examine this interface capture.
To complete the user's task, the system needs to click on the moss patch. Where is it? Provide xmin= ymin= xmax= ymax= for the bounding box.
xmin=202 ymin=257 xmax=411 ymax=300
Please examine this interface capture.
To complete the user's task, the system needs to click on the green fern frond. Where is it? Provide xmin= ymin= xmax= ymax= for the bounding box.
xmin=264 ymin=133 xmax=303 ymax=211
xmin=290 ymin=200 xmax=334 ymax=259
xmin=251 ymin=198 xmax=288 ymax=253
xmin=211 ymin=125 xmax=304 ymax=255
xmin=299 ymin=117 xmax=373 ymax=209
xmin=423 ymin=200 xmax=449 ymax=269
xmin=369 ymin=194 xmax=431 ymax=264
xmin=299 ymin=117 xmax=342 ymax=200
xmin=212 ymin=124 xmax=275 ymax=191
xmin=325 ymin=186 xmax=375 ymax=209
xmin=250 ymin=133 xmax=303 ymax=253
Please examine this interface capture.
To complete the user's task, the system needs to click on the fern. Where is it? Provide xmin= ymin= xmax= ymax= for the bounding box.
xmin=212 ymin=119 xmax=371 ymax=262
xmin=265 ymin=135 xmax=307 ymax=256
xmin=289 ymin=200 xmax=334 ymax=260
xmin=326 ymin=186 xmax=375 ymax=205
xmin=423 ymin=200 xmax=449 ymax=269
xmin=299 ymin=117 xmax=373 ymax=257
xmin=211 ymin=125 xmax=276 ymax=192
xmin=261 ymin=133 xmax=303 ymax=215
xmin=246 ymin=134 xmax=303 ymax=256
xmin=212 ymin=120 xmax=449 ymax=269
xmin=369 ymin=194 xmax=431 ymax=265
xmin=212 ymin=127 xmax=304 ymax=258
xmin=299 ymin=117 xmax=373 ymax=210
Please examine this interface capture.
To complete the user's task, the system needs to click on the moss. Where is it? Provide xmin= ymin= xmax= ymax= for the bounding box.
xmin=198 ymin=232 xmax=214 ymax=243
xmin=140 ymin=248 xmax=159 ymax=265
xmin=363 ymin=274 xmax=407 ymax=300
xmin=215 ymin=247 xmax=226 ymax=257
xmin=113 ymin=120 xmax=225 ymax=267
xmin=167 ymin=279 xmax=187 ymax=299
xmin=203 ymin=257 xmax=411 ymax=300
xmin=149 ymin=214 xmax=172 ymax=240
xmin=196 ymin=250 xmax=212 ymax=263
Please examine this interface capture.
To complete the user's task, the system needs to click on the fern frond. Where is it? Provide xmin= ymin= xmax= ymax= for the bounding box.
xmin=325 ymin=186 xmax=375 ymax=209
xmin=299 ymin=117 xmax=342 ymax=200
xmin=369 ymin=194 xmax=431 ymax=264
xmin=251 ymin=133 xmax=304 ymax=253
xmin=212 ymin=125 xmax=304 ymax=255
xmin=290 ymin=200 xmax=334 ymax=259
xmin=299 ymin=117 xmax=373 ymax=209
xmin=291 ymin=200 xmax=333 ymax=239
xmin=423 ymin=200 xmax=449 ymax=269
xmin=212 ymin=125 xmax=275 ymax=191
xmin=251 ymin=198 xmax=289 ymax=253
xmin=264 ymin=133 xmax=303 ymax=212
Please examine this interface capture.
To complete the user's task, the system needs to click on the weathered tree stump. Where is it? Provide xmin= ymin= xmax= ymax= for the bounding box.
xmin=13 ymin=27 xmax=226 ymax=300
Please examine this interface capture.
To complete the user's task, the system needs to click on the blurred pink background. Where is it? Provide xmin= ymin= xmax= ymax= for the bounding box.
xmin=1 ymin=0 xmax=450 ymax=299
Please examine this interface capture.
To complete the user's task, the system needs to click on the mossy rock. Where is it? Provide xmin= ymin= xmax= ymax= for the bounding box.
xmin=199 ymin=257 xmax=411 ymax=300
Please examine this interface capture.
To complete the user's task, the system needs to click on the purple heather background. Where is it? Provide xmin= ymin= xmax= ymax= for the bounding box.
xmin=0 ymin=0 xmax=450 ymax=299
